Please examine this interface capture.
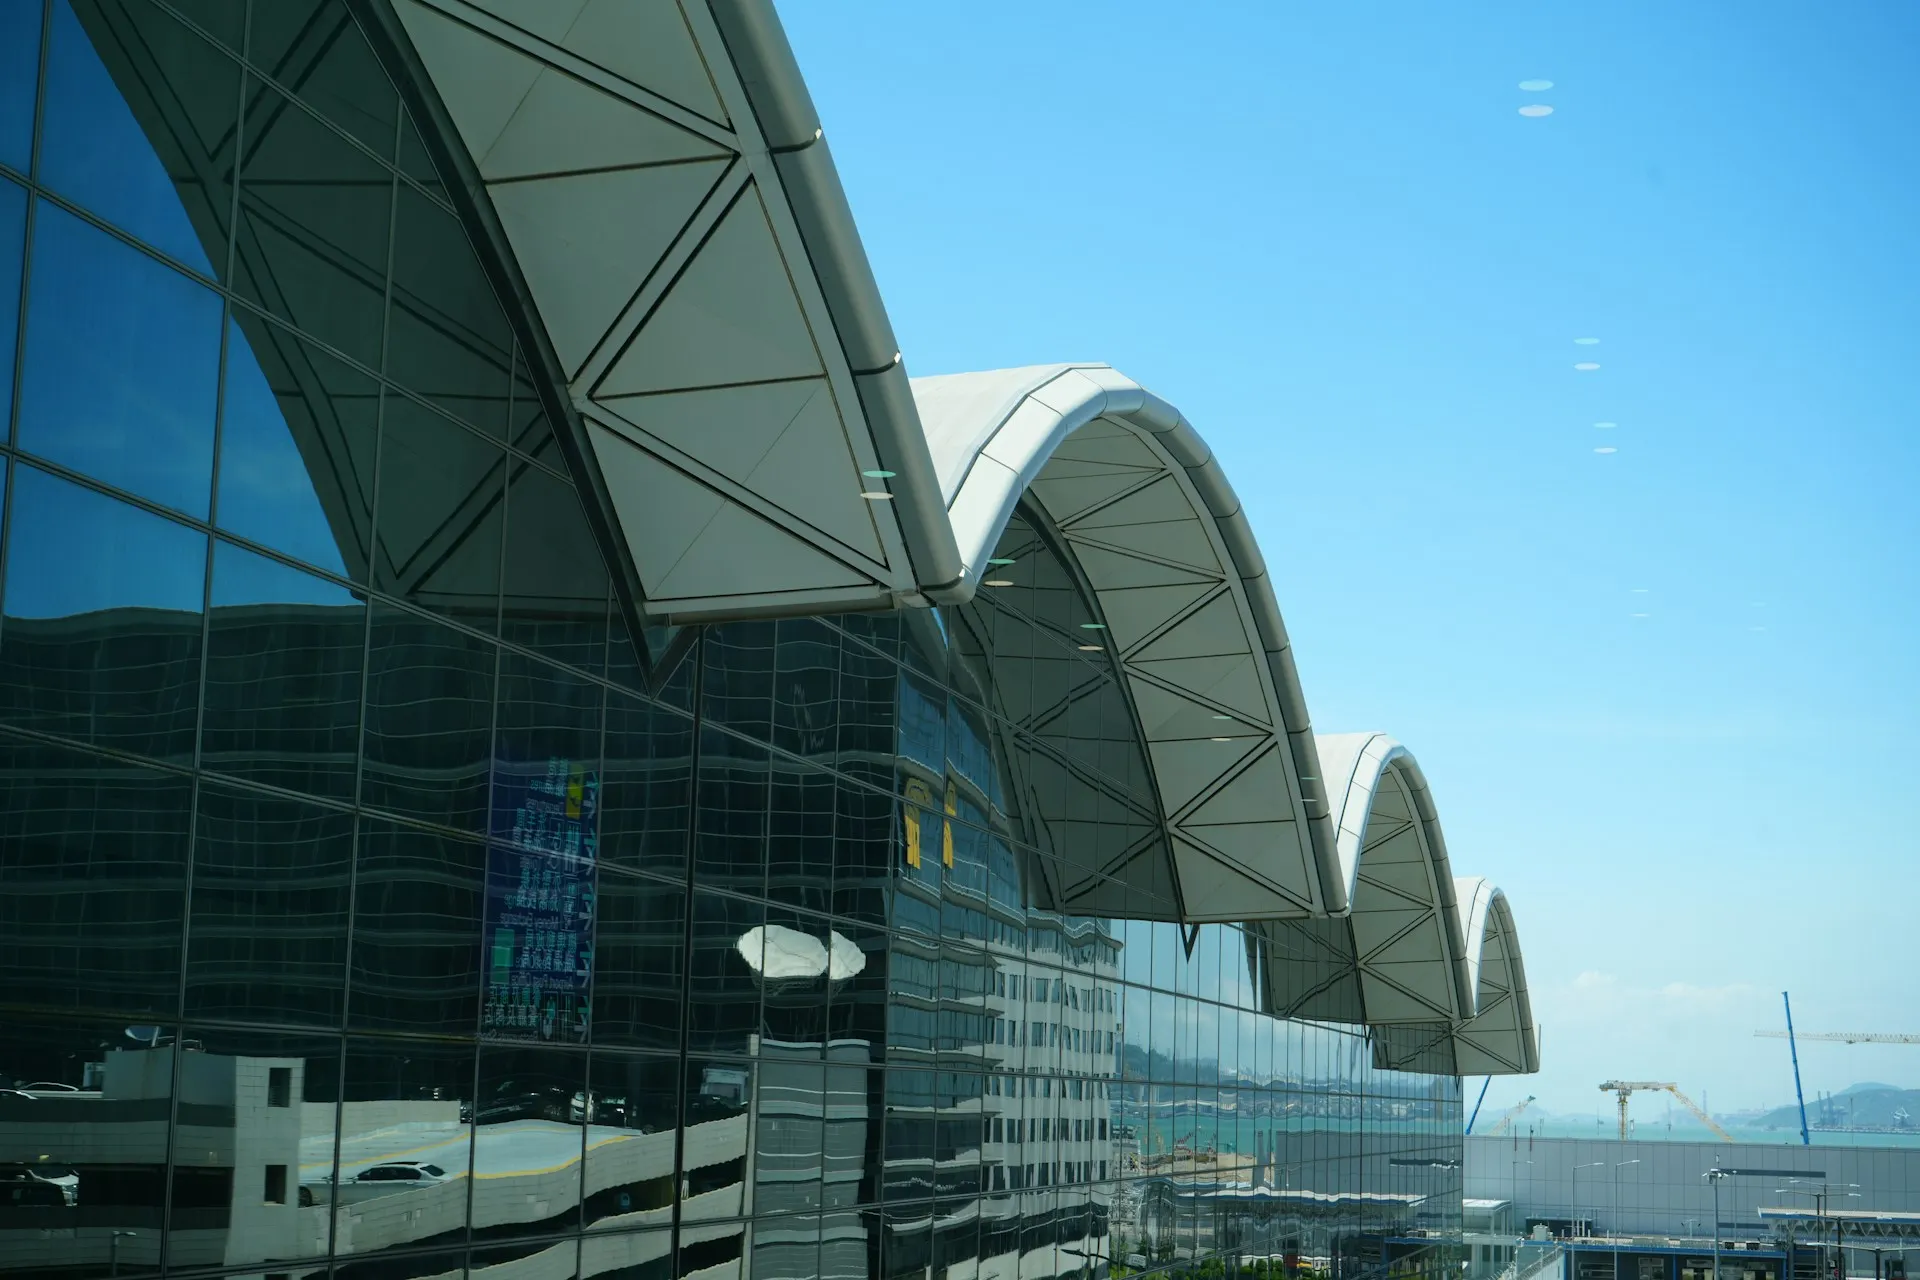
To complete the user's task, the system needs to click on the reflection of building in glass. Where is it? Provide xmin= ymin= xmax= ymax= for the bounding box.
xmin=0 ymin=3 xmax=1538 ymax=1280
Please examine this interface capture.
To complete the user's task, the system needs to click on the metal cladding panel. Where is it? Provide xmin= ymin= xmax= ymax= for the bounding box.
xmin=1453 ymin=876 xmax=1542 ymax=1075
xmin=1317 ymin=733 xmax=1470 ymax=1026
xmin=390 ymin=0 xmax=960 ymax=624
xmin=914 ymin=364 xmax=1346 ymax=923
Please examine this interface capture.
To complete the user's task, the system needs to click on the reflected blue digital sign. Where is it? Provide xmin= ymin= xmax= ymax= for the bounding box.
xmin=481 ymin=757 xmax=598 ymax=1043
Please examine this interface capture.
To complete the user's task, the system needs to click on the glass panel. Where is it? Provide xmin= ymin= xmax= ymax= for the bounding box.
xmin=337 ymin=1037 xmax=476 ymax=1258
xmin=398 ymin=106 xmax=445 ymax=198
xmin=0 ymin=1014 xmax=175 ymax=1273
xmin=474 ymin=1241 xmax=580 ymax=1280
xmin=374 ymin=391 xmax=505 ymax=632
xmin=360 ymin=601 xmax=494 ymax=831
xmin=0 ymin=735 xmax=190 ymax=1019
xmin=41 ymin=0 xmax=237 ymax=275
xmin=766 ymin=755 xmax=833 ymax=917
xmin=501 ymin=458 xmax=609 ymax=674
xmin=580 ymin=1228 xmax=673 ymax=1275
xmin=484 ymin=652 xmax=600 ymax=1047
xmin=509 ymin=351 xmax=558 ymax=456
xmin=18 ymin=200 xmax=220 ymax=516
xmin=591 ymin=697 xmax=688 ymax=897
xmin=388 ymin=181 xmax=513 ymax=437
xmin=218 ymin=311 xmax=377 ymax=578
xmin=471 ymin=1045 xmax=587 ymax=1238
xmin=234 ymin=72 xmax=390 ymax=368
xmin=591 ymin=873 xmax=686 ymax=1053
xmin=170 ymin=1025 xmax=341 ymax=1268
xmin=581 ymin=1054 xmax=678 ymax=1232
xmin=202 ymin=538 xmax=365 ymax=800
xmin=0 ymin=178 xmax=19 ymax=433
xmin=0 ymin=466 xmax=205 ymax=761
xmin=687 ymin=891 xmax=762 ymax=1058
xmin=701 ymin=620 xmax=774 ymax=742
xmin=832 ymin=774 xmax=892 ymax=926
xmin=771 ymin=616 xmax=839 ymax=760
xmin=694 ymin=727 xmax=768 ymax=896
xmin=184 ymin=781 xmax=353 ymax=1026
xmin=0 ymin=0 xmax=38 ymax=173
xmin=248 ymin=0 xmax=396 ymax=160
xmin=348 ymin=818 xmax=485 ymax=1035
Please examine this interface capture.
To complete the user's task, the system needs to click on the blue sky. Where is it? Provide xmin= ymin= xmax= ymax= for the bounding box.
xmin=782 ymin=2 xmax=1920 ymax=1116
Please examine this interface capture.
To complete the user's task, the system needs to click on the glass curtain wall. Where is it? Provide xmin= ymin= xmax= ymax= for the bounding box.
xmin=0 ymin=4 xmax=1462 ymax=1280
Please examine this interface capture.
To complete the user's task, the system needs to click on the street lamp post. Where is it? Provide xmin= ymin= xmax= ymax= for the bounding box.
xmin=1705 ymin=1169 xmax=1730 ymax=1280
xmin=1614 ymin=1159 xmax=1642 ymax=1280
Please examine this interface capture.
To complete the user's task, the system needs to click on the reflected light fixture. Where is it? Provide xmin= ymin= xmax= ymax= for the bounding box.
xmin=860 ymin=491 xmax=892 ymax=500
xmin=860 ymin=469 xmax=895 ymax=478
xmin=736 ymin=924 xmax=867 ymax=981
xmin=983 ymin=578 xmax=1014 ymax=588
xmin=1077 ymin=644 xmax=1103 ymax=652
xmin=1595 ymin=422 xmax=1617 ymax=429
xmin=1594 ymin=446 xmax=1617 ymax=454
xmin=1079 ymin=622 xmax=1106 ymax=630
xmin=1519 ymin=104 xmax=1554 ymax=118
xmin=1519 ymin=79 xmax=1554 ymax=91
xmin=987 ymin=557 xmax=1016 ymax=565
xmin=1574 ymin=362 xmax=1600 ymax=371
xmin=1574 ymin=337 xmax=1600 ymax=345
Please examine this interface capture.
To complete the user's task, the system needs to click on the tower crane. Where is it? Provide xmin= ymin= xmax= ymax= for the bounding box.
xmin=1598 ymin=1081 xmax=1732 ymax=1142
xmin=1486 ymin=1095 xmax=1538 ymax=1137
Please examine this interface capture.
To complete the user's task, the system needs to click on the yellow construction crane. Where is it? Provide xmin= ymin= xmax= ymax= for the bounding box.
xmin=1599 ymin=1080 xmax=1733 ymax=1142
xmin=1754 ymin=1030 xmax=1920 ymax=1045
xmin=1487 ymin=1095 xmax=1537 ymax=1137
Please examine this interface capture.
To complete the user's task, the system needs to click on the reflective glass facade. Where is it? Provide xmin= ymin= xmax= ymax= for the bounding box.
xmin=0 ymin=4 xmax=1462 ymax=1280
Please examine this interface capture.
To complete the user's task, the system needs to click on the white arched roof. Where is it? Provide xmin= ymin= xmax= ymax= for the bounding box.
xmin=1315 ymin=733 xmax=1473 ymax=1027
xmin=1453 ymin=876 xmax=1542 ymax=1074
xmin=915 ymin=365 xmax=1345 ymax=921
xmin=384 ymin=0 xmax=1540 ymax=1074
xmin=387 ymin=0 xmax=965 ymax=622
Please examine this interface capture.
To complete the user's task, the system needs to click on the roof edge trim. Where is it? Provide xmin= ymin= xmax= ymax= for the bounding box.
xmin=706 ymin=0 xmax=963 ymax=597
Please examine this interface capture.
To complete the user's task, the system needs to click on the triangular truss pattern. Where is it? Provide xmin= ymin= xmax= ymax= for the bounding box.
xmin=390 ymin=0 xmax=1543 ymax=1072
xmin=1453 ymin=876 xmax=1542 ymax=1075
xmin=390 ymin=0 xmax=962 ymax=623
xmin=913 ymin=363 xmax=1347 ymax=922
xmin=1318 ymin=733 xmax=1471 ymax=1030
xmin=912 ymin=363 xmax=1542 ymax=1073
xmin=1316 ymin=732 xmax=1539 ymax=1074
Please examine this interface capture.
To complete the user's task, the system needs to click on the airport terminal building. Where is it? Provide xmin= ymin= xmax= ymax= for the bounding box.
xmin=0 ymin=3 xmax=1539 ymax=1279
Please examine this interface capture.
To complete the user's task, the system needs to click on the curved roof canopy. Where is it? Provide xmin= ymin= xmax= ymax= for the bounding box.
xmin=389 ymin=0 xmax=961 ymax=622
xmin=1316 ymin=733 xmax=1473 ymax=1027
xmin=1453 ymin=877 xmax=1542 ymax=1074
xmin=1312 ymin=735 xmax=1538 ymax=1074
xmin=916 ymin=365 xmax=1344 ymax=921
xmin=385 ymin=0 xmax=1539 ymax=1073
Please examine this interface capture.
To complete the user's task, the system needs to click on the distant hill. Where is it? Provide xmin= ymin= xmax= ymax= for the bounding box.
xmin=1755 ymin=1083 xmax=1920 ymax=1132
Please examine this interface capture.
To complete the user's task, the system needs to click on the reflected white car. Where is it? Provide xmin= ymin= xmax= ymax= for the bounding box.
xmin=352 ymin=1161 xmax=450 ymax=1184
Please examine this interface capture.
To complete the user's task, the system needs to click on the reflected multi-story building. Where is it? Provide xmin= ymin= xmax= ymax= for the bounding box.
xmin=0 ymin=3 xmax=1538 ymax=1279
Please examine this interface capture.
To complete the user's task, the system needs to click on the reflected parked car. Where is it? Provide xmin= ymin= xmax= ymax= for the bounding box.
xmin=0 ymin=1164 xmax=77 ymax=1206
xmin=352 ymin=1162 xmax=449 ymax=1184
